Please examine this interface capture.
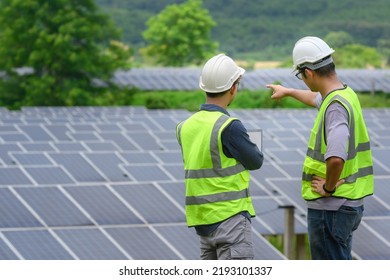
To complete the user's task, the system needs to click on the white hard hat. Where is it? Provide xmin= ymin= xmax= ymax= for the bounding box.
xmin=199 ymin=53 xmax=245 ymax=93
xmin=292 ymin=36 xmax=335 ymax=71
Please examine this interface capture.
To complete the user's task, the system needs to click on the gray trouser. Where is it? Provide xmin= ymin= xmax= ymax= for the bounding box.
xmin=199 ymin=213 xmax=254 ymax=260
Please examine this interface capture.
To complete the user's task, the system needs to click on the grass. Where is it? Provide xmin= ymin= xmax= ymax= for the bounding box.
xmin=131 ymin=90 xmax=390 ymax=111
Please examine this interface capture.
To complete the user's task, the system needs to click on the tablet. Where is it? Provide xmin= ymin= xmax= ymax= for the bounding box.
xmin=247 ymin=129 xmax=263 ymax=151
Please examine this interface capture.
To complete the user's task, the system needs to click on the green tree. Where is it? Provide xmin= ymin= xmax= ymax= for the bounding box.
xmin=142 ymin=0 xmax=218 ymax=66
xmin=324 ymin=31 xmax=355 ymax=48
xmin=334 ymin=44 xmax=383 ymax=68
xmin=0 ymin=0 xmax=133 ymax=109
xmin=378 ymin=38 xmax=390 ymax=67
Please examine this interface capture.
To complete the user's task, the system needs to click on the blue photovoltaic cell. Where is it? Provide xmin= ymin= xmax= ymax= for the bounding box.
xmin=162 ymin=164 xmax=184 ymax=181
xmin=24 ymin=166 xmax=75 ymax=185
xmin=20 ymin=143 xmax=55 ymax=152
xmin=15 ymin=187 xmax=92 ymax=227
xmin=106 ymin=227 xmax=180 ymax=260
xmin=0 ymin=132 xmax=29 ymax=142
xmin=3 ymin=230 xmax=73 ymax=260
xmin=252 ymin=234 xmax=286 ymax=260
xmin=126 ymin=132 xmax=162 ymax=150
xmin=363 ymin=196 xmax=390 ymax=217
xmin=372 ymin=178 xmax=390 ymax=203
xmin=250 ymin=163 xmax=289 ymax=189
xmin=155 ymin=225 xmax=202 ymax=260
xmin=362 ymin=219 xmax=390 ymax=244
xmin=65 ymin=185 xmax=143 ymax=225
xmin=277 ymin=163 xmax=304 ymax=178
xmin=84 ymin=142 xmax=118 ymax=151
xmin=55 ymin=228 xmax=127 ymax=260
xmin=153 ymin=151 xmax=183 ymax=164
xmin=353 ymin=223 xmax=390 ymax=260
xmin=120 ymin=123 xmax=147 ymax=132
xmin=68 ymin=124 xmax=95 ymax=132
xmin=11 ymin=153 xmax=52 ymax=165
xmin=113 ymin=184 xmax=185 ymax=223
xmin=0 ymin=188 xmax=43 ymax=228
xmin=49 ymin=153 xmax=105 ymax=182
xmin=120 ymin=152 xmax=158 ymax=164
xmin=0 ymin=238 xmax=18 ymax=259
xmin=68 ymin=132 xmax=100 ymax=141
xmin=122 ymin=165 xmax=172 ymax=181
xmin=267 ymin=150 xmax=305 ymax=163
xmin=84 ymin=153 xmax=129 ymax=182
xmin=44 ymin=124 xmax=71 ymax=141
xmin=248 ymin=180 xmax=269 ymax=196
xmin=158 ymin=182 xmax=185 ymax=207
xmin=99 ymin=132 xmax=138 ymax=151
xmin=18 ymin=125 xmax=54 ymax=141
xmin=0 ymin=124 xmax=18 ymax=132
xmin=95 ymin=124 xmax=122 ymax=132
xmin=52 ymin=143 xmax=87 ymax=151
xmin=0 ymin=167 xmax=33 ymax=185
xmin=160 ymin=141 xmax=181 ymax=150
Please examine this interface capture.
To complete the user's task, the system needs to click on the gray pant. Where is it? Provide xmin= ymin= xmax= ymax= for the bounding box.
xmin=199 ymin=213 xmax=254 ymax=260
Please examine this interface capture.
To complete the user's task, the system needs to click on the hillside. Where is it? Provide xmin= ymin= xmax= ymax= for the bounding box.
xmin=95 ymin=0 xmax=389 ymax=60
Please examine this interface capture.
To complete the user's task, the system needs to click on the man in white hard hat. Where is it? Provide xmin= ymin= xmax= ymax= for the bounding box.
xmin=267 ymin=36 xmax=374 ymax=259
xmin=176 ymin=54 xmax=264 ymax=260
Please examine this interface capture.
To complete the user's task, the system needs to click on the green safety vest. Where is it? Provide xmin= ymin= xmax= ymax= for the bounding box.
xmin=176 ymin=110 xmax=255 ymax=227
xmin=302 ymin=87 xmax=374 ymax=200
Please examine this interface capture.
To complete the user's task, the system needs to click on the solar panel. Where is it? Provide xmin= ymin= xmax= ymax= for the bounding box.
xmin=18 ymin=125 xmax=53 ymax=141
xmin=3 ymin=230 xmax=74 ymax=260
xmin=55 ymin=228 xmax=128 ymax=260
xmin=64 ymin=185 xmax=143 ymax=225
xmin=353 ymin=222 xmax=390 ymax=260
xmin=0 ymin=106 xmax=388 ymax=261
xmin=0 ymin=167 xmax=33 ymax=185
xmin=126 ymin=131 xmax=162 ymax=150
xmin=113 ymin=183 xmax=185 ymax=223
xmin=24 ymin=166 xmax=75 ymax=185
xmin=49 ymin=153 xmax=105 ymax=182
xmin=105 ymin=227 xmax=181 ymax=260
xmin=114 ymin=68 xmax=390 ymax=94
xmin=99 ymin=132 xmax=138 ymax=151
xmin=0 ymin=188 xmax=42 ymax=227
xmin=10 ymin=153 xmax=52 ymax=165
xmin=0 ymin=237 xmax=18 ymax=259
xmin=84 ymin=153 xmax=128 ymax=182
xmin=15 ymin=187 xmax=92 ymax=226
xmin=122 ymin=164 xmax=173 ymax=182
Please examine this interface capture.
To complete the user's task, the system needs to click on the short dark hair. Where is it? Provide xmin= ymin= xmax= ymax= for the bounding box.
xmin=205 ymin=78 xmax=240 ymax=98
xmin=314 ymin=62 xmax=335 ymax=77
xmin=301 ymin=58 xmax=336 ymax=79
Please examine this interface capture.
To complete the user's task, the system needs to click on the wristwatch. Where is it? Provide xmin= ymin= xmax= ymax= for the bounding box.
xmin=322 ymin=184 xmax=335 ymax=194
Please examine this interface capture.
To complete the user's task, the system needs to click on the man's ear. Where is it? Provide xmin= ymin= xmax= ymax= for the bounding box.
xmin=305 ymin=68 xmax=314 ymax=79
xmin=230 ymin=83 xmax=237 ymax=95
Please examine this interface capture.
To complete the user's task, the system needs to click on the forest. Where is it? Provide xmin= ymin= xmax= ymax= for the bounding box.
xmin=95 ymin=0 xmax=390 ymax=60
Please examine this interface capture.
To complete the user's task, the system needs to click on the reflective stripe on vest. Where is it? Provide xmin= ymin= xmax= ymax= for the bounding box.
xmin=302 ymin=88 xmax=374 ymax=200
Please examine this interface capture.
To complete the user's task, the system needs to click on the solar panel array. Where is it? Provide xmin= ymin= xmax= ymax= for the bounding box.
xmin=113 ymin=68 xmax=390 ymax=94
xmin=0 ymin=106 xmax=389 ymax=260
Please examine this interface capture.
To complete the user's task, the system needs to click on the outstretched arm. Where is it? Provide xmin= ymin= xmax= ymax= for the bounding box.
xmin=266 ymin=84 xmax=317 ymax=108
